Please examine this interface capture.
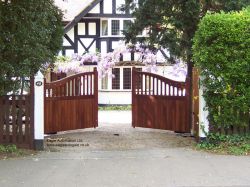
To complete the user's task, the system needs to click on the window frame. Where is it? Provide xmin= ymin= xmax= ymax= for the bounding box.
xmin=111 ymin=20 xmax=120 ymax=36
xmin=112 ymin=68 xmax=121 ymax=90
xmin=101 ymin=20 xmax=108 ymax=36
xmin=123 ymin=68 xmax=132 ymax=90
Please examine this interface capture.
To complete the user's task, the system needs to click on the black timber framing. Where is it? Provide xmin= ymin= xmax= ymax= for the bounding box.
xmin=112 ymin=0 xmax=116 ymax=14
xmin=75 ymin=19 xmax=101 ymax=54
xmin=85 ymin=14 xmax=133 ymax=18
xmin=64 ymin=0 xmax=132 ymax=34
xmin=62 ymin=33 xmax=75 ymax=55
xmin=64 ymin=0 xmax=102 ymax=34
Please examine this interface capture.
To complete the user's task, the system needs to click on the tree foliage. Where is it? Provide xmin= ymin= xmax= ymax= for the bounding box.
xmin=0 ymin=0 xmax=63 ymax=94
xmin=124 ymin=0 xmax=250 ymax=66
xmin=192 ymin=8 xmax=250 ymax=128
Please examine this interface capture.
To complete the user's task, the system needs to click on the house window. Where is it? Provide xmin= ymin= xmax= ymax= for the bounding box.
xmin=111 ymin=20 xmax=120 ymax=35
xmin=101 ymin=75 xmax=108 ymax=89
xmin=112 ymin=68 xmax=120 ymax=89
xmin=123 ymin=68 xmax=131 ymax=89
xmin=101 ymin=20 xmax=108 ymax=36
xmin=123 ymin=20 xmax=132 ymax=32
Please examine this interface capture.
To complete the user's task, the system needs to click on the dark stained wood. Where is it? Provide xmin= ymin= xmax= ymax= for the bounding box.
xmin=0 ymin=92 xmax=34 ymax=149
xmin=51 ymin=72 xmax=67 ymax=82
xmin=132 ymin=68 xmax=190 ymax=133
xmin=0 ymin=98 xmax=3 ymax=142
xmin=5 ymin=96 xmax=10 ymax=143
xmin=12 ymin=95 xmax=17 ymax=143
xmin=44 ymin=68 xmax=98 ymax=134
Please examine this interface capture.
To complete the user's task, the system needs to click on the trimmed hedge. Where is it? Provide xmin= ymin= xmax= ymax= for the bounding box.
xmin=192 ymin=8 xmax=250 ymax=130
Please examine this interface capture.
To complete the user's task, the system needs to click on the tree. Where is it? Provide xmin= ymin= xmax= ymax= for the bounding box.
xmin=0 ymin=0 xmax=63 ymax=95
xmin=123 ymin=0 xmax=250 ymax=76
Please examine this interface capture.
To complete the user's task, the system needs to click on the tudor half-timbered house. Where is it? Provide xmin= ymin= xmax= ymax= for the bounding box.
xmin=54 ymin=0 xmax=182 ymax=105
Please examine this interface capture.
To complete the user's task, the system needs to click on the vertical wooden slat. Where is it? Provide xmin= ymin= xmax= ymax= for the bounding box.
xmin=30 ymin=77 xmax=35 ymax=149
xmin=25 ymin=95 xmax=30 ymax=144
xmin=87 ymin=75 xmax=89 ymax=95
xmin=83 ymin=75 xmax=85 ymax=95
xmin=132 ymin=67 xmax=136 ymax=128
xmin=12 ymin=95 xmax=17 ymax=143
xmin=152 ymin=77 xmax=155 ymax=95
xmin=5 ymin=96 xmax=10 ymax=143
xmin=78 ymin=77 xmax=81 ymax=96
xmin=94 ymin=68 xmax=98 ymax=128
xmin=67 ymin=81 xmax=70 ymax=97
xmin=90 ymin=74 xmax=93 ymax=95
xmin=73 ymin=78 xmax=75 ymax=96
xmin=141 ymin=74 xmax=143 ymax=95
xmin=0 ymin=97 xmax=4 ymax=142
xmin=161 ymin=81 xmax=163 ymax=95
xmin=149 ymin=75 xmax=151 ymax=95
xmin=17 ymin=97 xmax=23 ymax=143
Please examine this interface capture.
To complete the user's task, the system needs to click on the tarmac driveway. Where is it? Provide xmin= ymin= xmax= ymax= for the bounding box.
xmin=0 ymin=111 xmax=250 ymax=187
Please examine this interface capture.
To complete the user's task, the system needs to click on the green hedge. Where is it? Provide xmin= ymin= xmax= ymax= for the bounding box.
xmin=192 ymin=8 xmax=250 ymax=130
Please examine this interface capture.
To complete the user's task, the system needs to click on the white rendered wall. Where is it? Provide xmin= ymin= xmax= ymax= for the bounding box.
xmin=89 ymin=22 xmax=96 ymax=35
xmin=103 ymin=0 xmax=112 ymax=13
xmin=89 ymin=3 xmax=100 ymax=13
xmin=99 ymin=91 xmax=131 ymax=105
xmin=78 ymin=23 xmax=86 ymax=35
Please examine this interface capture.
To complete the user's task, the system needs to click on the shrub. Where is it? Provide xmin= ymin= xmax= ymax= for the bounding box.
xmin=192 ymin=8 xmax=250 ymax=130
xmin=0 ymin=0 xmax=63 ymax=95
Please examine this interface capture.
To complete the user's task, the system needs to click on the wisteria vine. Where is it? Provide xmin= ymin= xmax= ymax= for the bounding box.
xmin=53 ymin=41 xmax=186 ymax=79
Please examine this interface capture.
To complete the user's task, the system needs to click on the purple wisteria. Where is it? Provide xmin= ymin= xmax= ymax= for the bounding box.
xmin=54 ymin=41 xmax=159 ymax=77
xmin=53 ymin=41 xmax=187 ymax=80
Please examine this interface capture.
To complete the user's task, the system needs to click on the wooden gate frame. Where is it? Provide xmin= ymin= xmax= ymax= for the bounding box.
xmin=132 ymin=68 xmax=191 ymax=132
xmin=44 ymin=68 xmax=98 ymax=133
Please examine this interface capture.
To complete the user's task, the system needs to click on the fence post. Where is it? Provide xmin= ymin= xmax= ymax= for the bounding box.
xmin=34 ymin=71 xmax=44 ymax=150
xmin=199 ymin=76 xmax=209 ymax=139
xmin=132 ymin=67 xmax=136 ymax=128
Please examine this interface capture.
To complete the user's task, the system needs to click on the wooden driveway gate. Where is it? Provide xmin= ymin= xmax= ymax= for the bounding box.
xmin=132 ymin=68 xmax=190 ymax=133
xmin=44 ymin=68 xmax=98 ymax=134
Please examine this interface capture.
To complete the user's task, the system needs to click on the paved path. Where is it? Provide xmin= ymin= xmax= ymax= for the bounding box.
xmin=98 ymin=110 xmax=132 ymax=125
xmin=0 ymin=111 xmax=250 ymax=187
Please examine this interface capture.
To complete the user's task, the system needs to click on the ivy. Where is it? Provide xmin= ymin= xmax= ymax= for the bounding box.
xmin=193 ymin=8 xmax=250 ymax=129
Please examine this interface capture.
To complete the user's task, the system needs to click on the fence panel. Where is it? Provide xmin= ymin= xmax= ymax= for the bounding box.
xmin=0 ymin=95 xmax=34 ymax=148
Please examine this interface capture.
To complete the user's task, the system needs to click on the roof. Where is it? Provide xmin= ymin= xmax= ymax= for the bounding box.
xmin=54 ymin=0 xmax=95 ymax=22
xmin=54 ymin=0 xmax=102 ymax=34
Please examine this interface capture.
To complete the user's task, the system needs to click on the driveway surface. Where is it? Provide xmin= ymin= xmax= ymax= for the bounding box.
xmin=0 ymin=111 xmax=250 ymax=187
